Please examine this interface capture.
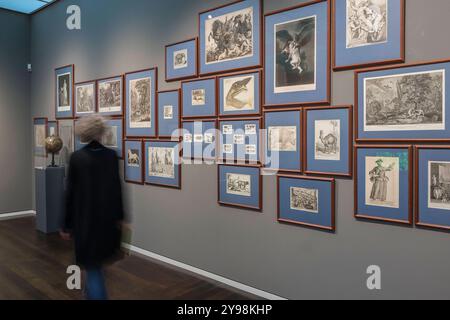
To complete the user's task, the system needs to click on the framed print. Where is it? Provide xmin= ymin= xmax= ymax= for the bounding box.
xmin=218 ymin=164 xmax=262 ymax=211
xmin=332 ymin=0 xmax=405 ymax=71
xmin=74 ymin=120 xmax=87 ymax=152
xmin=102 ymin=118 xmax=124 ymax=159
xmin=55 ymin=65 xmax=74 ymax=119
xmin=34 ymin=118 xmax=48 ymax=158
xmin=124 ymin=140 xmax=144 ymax=185
xmin=354 ymin=145 xmax=413 ymax=225
xmin=158 ymin=90 xmax=181 ymax=140
xmin=47 ymin=121 xmax=58 ymax=137
xmin=182 ymin=119 xmax=217 ymax=161
xmin=264 ymin=109 xmax=302 ymax=173
xmin=75 ymin=80 xmax=96 ymax=117
xmin=97 ymin=75 xmax=123 ymax=117
xmin=356 ymin=59 xmax=450 ymax=142
xmin=125 ymin=68 xmax=158 ymax=138
xmin=165 ymin=38 xmax=198 ymax=82
xmin=278 ymin=175 xmax=335 ymax=231
xmin=57 ymin=119 xmax=74 ymax=165
xmin=264 ymin=0 xmax=330 ymax=108
xmin=145 ymin=140 xmax=181 ymax=189
xmin=304 ymin=105 xmax=353 ymax=177
xmin=199 ymin=0 xmax=262 ymax=76
xmin=218 ymin=69 xmax=262 ymax=117
xmin=182 ymin=77 xmax=217 ymax=119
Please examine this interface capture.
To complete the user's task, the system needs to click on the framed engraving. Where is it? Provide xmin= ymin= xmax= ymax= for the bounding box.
xmin=124 ymin=139 xmax=144 ymax=184
xmin=75 ymin=80 xmax=96 ymax=117
xmin=145 ymin=140 xmax=181 ymax=189
xmin=97 ymin=76 xmax=123 ymax=116
xmin=34 ymin=118 xmax=48 ymax=158
xmin=182 ymin=77 xmax=217 ymax=119
xmin=165 ymin=38 xmax=198 ymax=82
xmin=158 ymin=89 xmax=181 ymax=140
xmin=55 ymin=65 xmax=74 ymax=119
xmin=182 ymin=120 xmax=217 ymax=161
xmin=57 ymin=119 xmax=74 ymax=166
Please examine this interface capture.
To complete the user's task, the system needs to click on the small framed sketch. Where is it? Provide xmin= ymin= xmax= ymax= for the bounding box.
xmin=182 ymin=77 xmax=217 ymax=119
xmin=58 ymin=119 xmax=74 ymax=166
xmin=356 ymin=59 xmax=450 ymax=142
xmin=182 ymin=120 xmax=217 ymax=161
xmin=55 ymin=65 xmax=74 ymax=119
xmin=125 ymin=68 xmax=158 ymax=138
xmin=102 ymin=118 xmax=124 ymax=159
xmin=304 ymin=106 xmax=353 ymax=177
xmin=218 ymin=70 xmax=261 ymax=117
xmin=158 ymin=90 xmax=181 ymax=140
xmin=198 ymin=0 xmax=262 ymax=76
xmin=333 ymin=0 xmax=405 ymax=71
xmin=354 ymin=145 xmax=413 ymax=225
xmin=97 ymin=75 xmax=123 ymax=117
xmin=124 ymin=140 xmax=144 ymax=184
xmin=145 ymin=140 xmax=181 ymax=189
xmin=165 ymin=38 xmax=198 ymax=82
xmin=75 ymin=80 xmax=96 ymax=117
xmin=218 ymin=165 xmax=262 ymax=212
xmin=264 ymin=109 xmax=302 ymax=172
xmin=47 ymin=121 xmax=58 ymax=137
xmin=34 ymin=118 xmax=48 ymax=158
xmin=277 ymin=175 xmax=335 ymax=231
xmin=264 ymin=0 xmax=330 ymax=107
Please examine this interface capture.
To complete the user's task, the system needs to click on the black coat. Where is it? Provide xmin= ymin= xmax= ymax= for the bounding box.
xmin=64 ymin=141 xmax=124 ymax=268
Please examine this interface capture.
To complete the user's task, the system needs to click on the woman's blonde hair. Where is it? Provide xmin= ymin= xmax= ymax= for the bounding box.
xmin=75 ymin=114 xmax=107 ymax=143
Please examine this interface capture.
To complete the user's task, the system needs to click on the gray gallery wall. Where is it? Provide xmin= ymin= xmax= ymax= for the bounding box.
xmin=29 ymin=0 xmax=450 ymax=299
xmin=0 ymin=9 xmax=32 ymax=214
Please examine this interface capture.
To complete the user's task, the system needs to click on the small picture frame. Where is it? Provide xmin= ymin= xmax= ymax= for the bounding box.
xmin=47 ymin=121 xmax=58 ymax=137
xmin=124 ymin=140 xmax=144 ymax=185
xmin=182 ymin=77 xmax=217 ymax=119
xmin=182 ymin=119 xmax=217 ymax=161
xmin=97 ymin=75 xmax=123 ymax=117
xmin=145 ymin=140 xmax=181 ymax=189
xmin=55 ymin=65 xmax=74 ymax=119
xmin=34 ymin=117 xmax=48 ymax=158
xmin=158 ymin=89 xmax=181 ymax=140
xmin=75 ymin=80 xmax=97 ymax=117
xmin=165 ymin=38 xmax=198 ymax=82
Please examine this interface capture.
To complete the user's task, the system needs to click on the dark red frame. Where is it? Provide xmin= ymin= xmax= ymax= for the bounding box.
xmin=96 ymin=74 xmax=124 ymax=118
xmin=124 ymin=139 xmax=145 ymax=185
xmin=157 ymin=89 xmax=182 ymax=141
xmin=165 ymin=37 xmax=199 ymax=82
xmin=181 ymin=76 xmax=218 ymax=120
xmin=55 ymin=64 xmax=75 ymax=120
xmin=181 ymin=118 xmax=218 ymax=162
xmin=33 ymin=117 xmax=49 ymax=158
xmin=74 ymin=79 xmax=98 ymax=118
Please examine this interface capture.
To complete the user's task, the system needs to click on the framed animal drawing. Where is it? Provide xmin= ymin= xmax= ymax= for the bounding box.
xmin=145 ymin=140 xmax=181 ymax=189
xmin=97 ymin=75 xmax=123 ymax=117
xmin=182 ymin=77 xmax=217 ymax=119
xmin=182 ymin=119 xmax=217 ymax=161
xmin=158 ymin=89 xmax=181 ymax=140
xmin=34 ymin=118 xmax=48 ymax=158
xmin=165 ymin=38 xmax=198 ymax=82
xmin=75 ymin=80 xmax=96 ymax=117
xmin=124 ymin=140 xmax=144 ymax=185
xmin=55 ymin=65 xmax=74 ymax=119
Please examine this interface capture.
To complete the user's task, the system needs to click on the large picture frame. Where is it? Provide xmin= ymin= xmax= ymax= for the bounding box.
xmin=182 ymin=77 xmax=217 ymax=119
xmin=97 ymin=75 xmax=123 ymax=117
xmin=75 ymin=80 xmax=97 ymax=117
xmin=145 ymin=140 xmax=182 ymax=189
xmin=34 ymin=117 xmax=48 ymax=158
xmin=158 ymin=89 xmax=181 ymax=140
xmin=182 ymin=119 xmax=217 ymax=161
xmin=124 ymin=139 xmax=145 ymax=185
xmin=57 ymin=119 xmax=74 ymax=166
xmin=165 ymin=38 xmax=198 ymax=82
xmin=55 ymin=65 xmax=74 ymax=119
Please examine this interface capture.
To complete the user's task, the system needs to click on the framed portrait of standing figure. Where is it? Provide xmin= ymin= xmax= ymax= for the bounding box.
xmin=55 ymin=65 xmax=74 ymax=119
xmin=264 ymin=0 xmax=330 ymax=108
xmin=145 ymin=140 xmax=181 ymax=189
xmin=165 ymin=38 xmax=198 ymax=82
xmin=97 ymin=76 xmax=123 ymax=117
xmin=333 ymin=0 xmax=405 ymax=71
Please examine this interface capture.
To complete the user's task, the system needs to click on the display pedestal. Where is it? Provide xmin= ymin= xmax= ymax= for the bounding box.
xmin=35 ymin=167 xmax=65 ymax=234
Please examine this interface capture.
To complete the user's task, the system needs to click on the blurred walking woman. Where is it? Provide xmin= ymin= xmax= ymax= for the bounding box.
xmin=61 ymin=114 xmax=124 ymax=300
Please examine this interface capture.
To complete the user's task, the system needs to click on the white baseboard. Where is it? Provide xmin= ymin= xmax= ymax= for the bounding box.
xmin=0 ymin=210 xmax=36 ymax=220
xmin=122 ymin=243 xmax=286 ymax=301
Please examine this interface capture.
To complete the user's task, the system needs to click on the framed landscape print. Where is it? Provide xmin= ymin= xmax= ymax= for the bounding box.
xmin=218 ymin=164 xmax=262 ymax=211
xmin=34 ymin=118 xmax=48 ymax=158
xmin=278 ymin=174 xmax=335 ymax=231
xmin=304 ymin=105 xmax=353 ymax=177
xmin=124 ymin=140 xmax=144 ymax=185
xmin=182 ymin=120 xmax=217 ymax=161
xmin=333 ymin=0 xmax=405 ymax=71
xmin=199 ymin=0 xmax=262 ymax=76
xmin=97 ymin=75 xmax=123 ymax=117
xmin=75 ymin=80 xmax=96 ymax=117
xmin=58 ymin=119 xmax=74 ymax=166
xmin=55 ymin=65 xmax=74 ymax=119
xmin=182 ymin=77 xmax=217 ymax=119
xmin=102 ymin=118 xmax=124 ymax=159
xmin=145 ymin=140 xmax=181 ymax=189
xmin=47 ymin=121 xmax=58 ymax=137
xmin=264 ymin=0 xmax=330 ymax=107
xmin=165 ymin=38 xmax=198 ymax=82
xmin=356 ymin=59 xmax=450 ymax=142
xmin=125 ymin=68 xmax=158 ymax=138
xmin=264 ymin=109 xmax=302 ymax=173
xmin=158 ymin=90 xmax=181 ymax=140
xmin=354 ymin=145 xmax=413 ymax=225
xmin=218 ymin=70 xmax=261 ymax=117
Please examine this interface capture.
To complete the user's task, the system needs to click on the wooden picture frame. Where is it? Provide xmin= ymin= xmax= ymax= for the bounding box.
xmin=182 ymin=118 xmax=218 ymax=162
xmin=33 ymin=117 xmax=48 ymax=158
xmin=97 ymin=75 xmax=124 ymax=117
xmin=74 ymin=79 xmax=97 ymax=118
xmin=157 ymin=89 xmax=182 ymax=140
xmin=165 ymin=37 xmax=199 ymax=82
xmin=181 ymin=76 xmax=218 ymax=119
xmin=124 ymin=139 xmax=145 ymax=185
xmin=55 ymin=64 xmax=75 ymax=119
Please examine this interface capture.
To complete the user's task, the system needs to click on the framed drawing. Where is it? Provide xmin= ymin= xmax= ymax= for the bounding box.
xmin=354 ymin=145 xmax=413 ymax=225
xmin=218 ymin=164 xmax=262 ymax=211
xmin=198 ymin=0 xmax=262 ymax=76
xmin=55 ymin=65 xmax=74 ymax=119
xmin=165 ymin=38 xmax=198 ymax=82
xmin=182 ymin=77 xmax=217 ymax=119
xmin=278 ymin=174 xmax=335 ymax=231
xmin=158 ymin=90 xmax=181 ymax=140
xmin=304 ymin=105 xmax=353 ymax=177
xmin=34 ymin=118 xmax=48 ymax=158
xmin=182 ymin=119 xmax=217 ymax=161
xmin=97 ymin=75 xmax=123 ymax=117
xmin=125 ymin=68 xmax=158 ymax=138
xmin=145 ymin=140 xmax=181 ymax=189
xmin=264 ymin=109 xmax=302 ymax=173
xmin=218 ymin=69 xmax=262 ymax=117
xmin=75 ymin=80 xmax=96 ymax=117
xmin=47 ymin=121 xmax=58 ymax=137
xmin=264 ymin=0 xmax=330 ymax=108
xmin=355 ymin=59 xmax=450 ymax=142
xmin=332 ymin=0 xmax=405 ymax=71
xmin=57 ymin=119 xmax=74 ymax=166
xmin=124 ymin=140 xmax=144 ymax=185
xmin=102 ymin=118 xmax=124 ymax=159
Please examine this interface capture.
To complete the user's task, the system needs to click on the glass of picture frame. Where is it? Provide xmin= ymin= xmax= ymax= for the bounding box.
xmin=165 ymin=38 xmax=198 ymax=82
xmin=198 ymin=0 xmax=262 ymax=76
xmin=264 ymin=0 xmax=330 ymax=107
xmin=145 ymin=140 xmax=181 ymax=189
xmin=182 ymin=77 xmax=217 ymax=119
xmin=97 ymin=75 xmax=123 ymax=117
xmin=354 ymin=145 xmax=413 ymax=225
xmin=182 ymin=120 xmax=217 ymax=161
xmin=124 ymin=139 xmax=144 ymax=185
xmin=34 ymin=117 xmax=48 ymax=158
xmin=55 ymin=65 xmax=74 ymax=119
xmin=75 ymin=80 xmax=97 ymax=117
xmin=158 ymin=89 xmax=181 ymax=140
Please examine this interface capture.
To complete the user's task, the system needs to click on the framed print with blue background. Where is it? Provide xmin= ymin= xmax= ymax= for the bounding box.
xmin=415 ymin=146 xmax=450 ymax=231
xmin=58 ymin=119 xmax=74 ymax=165
xmin=102 ymin=118 xmax=124 ymax=159
xmin=356 ymin=59 xmax=450 ymax=142
xmin=165 ymin=38 xmax=198 ymax=82
xmin=218 ymin=164 xmax=262 ymax=212
xmin=34 ymin=118 xmax=48 ymax=158
xmin=304 ymin=105 xmax=352 ymax=177
xmin=124 ymin=140 xmax=144 ymax=185
xmin=264 ymin=0 xmax=330 ymax=108
xmin=125 ymin=68 xmax=158 ymax=138
xmin=218 ymin=70 xmax=262 ymax=117
xmin=278 ymin=175 xmax=335 ymax=231
xmin=333 ymin=0 xmax=405 ymax=71
xmin=158 ymin=90 xmax=181 ymax=140
xmin=97 ymin=75 xmax=123 ymax=117
xmin=354 ymin=145 xmax=412 ymax=225
xmin=182 ymin=120 xmax=217 ymax=161
xmin=182 ymin=77 xmax=217 ymax=119
xmin=199 ymin=0 xmax=262 ymax=76
xmin=55 ymin=65 xmax=74 ymax=119
xmin=264 ymin=109 xmax=302 ymax=173
xmin=145 ymin=140 xmax=181 ymax=189
xmin=75 ymin=80 xmax=96 ymax=117
xmin=47 ymin=121 xmax=58 ymax=137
